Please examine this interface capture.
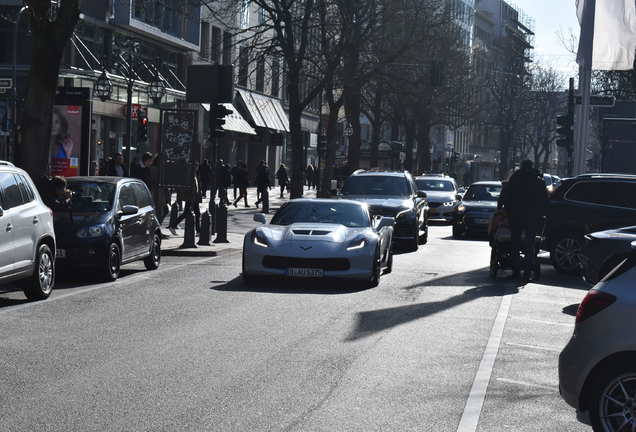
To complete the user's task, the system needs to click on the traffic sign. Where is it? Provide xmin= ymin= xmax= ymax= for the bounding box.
xmin=575 ymin=95 xmax=615 ymax=107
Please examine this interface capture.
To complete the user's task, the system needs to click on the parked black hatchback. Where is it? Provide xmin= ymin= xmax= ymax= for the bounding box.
xmin=54 ymin=177 xmax=161 ymax=281
xmin=546 ymin=174 xmax=636 ymax=275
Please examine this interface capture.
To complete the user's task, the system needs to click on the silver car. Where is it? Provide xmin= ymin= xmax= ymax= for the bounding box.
xmin=559 ymin=241 xmax=636 ymax=431
xmin=242 ymin=199 xmax=394 ymax=287
xmin=0 ymin=162 xmax=56 ymax=300
xmin=414 ymin=176 xmax=460 ymax=222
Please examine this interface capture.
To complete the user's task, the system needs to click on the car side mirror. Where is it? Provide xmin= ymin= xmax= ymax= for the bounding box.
xmin=253 ymin=213 xmax=267 ymax=224
xmin=376 ymin=216 xmax=395 ymax=230
xmin=417 ymin=191 xmax=427 ymax=199
xmin=0 ymin=207 xmax=3 ymax=217
xmin=120 ymin=205 xmax=139 ymax=216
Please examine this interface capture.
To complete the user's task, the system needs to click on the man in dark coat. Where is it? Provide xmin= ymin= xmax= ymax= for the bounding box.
xmin=500 ymin=160 xmax=548 ymax=282
xmin=232 ymin=161 xmax=250 ymax=207
xmin=198 ymin=159 xmax=212 ymax=199
xmin=231 ymin=163 xmax=241 ymax=201
xmin=255 ymin=161 xmax=271 ymax=208
xmin=276 ymin=164 xmax=289 ymax=198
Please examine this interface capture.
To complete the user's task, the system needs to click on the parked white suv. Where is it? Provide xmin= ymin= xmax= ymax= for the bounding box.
xmin=0 ymin=162 xmax=56 ymax=300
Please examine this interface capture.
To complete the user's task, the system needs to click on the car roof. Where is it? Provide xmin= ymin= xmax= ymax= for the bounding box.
xmin=289 ymin=198 xmax=367 ymax=207
xmin=415 ymin=176 xmax=456 ymax=182
xmin=470 ymin=181 xmax=502 ymax=186
xmin=575 ymin=173 xmax=636 ymax=180
xmin=67 ymin=176 xmax=136 ymax=184
xmin=349 ymin=170 xmax=408 ymax=178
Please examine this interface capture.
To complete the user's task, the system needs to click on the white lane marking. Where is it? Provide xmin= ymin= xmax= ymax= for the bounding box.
xmin=456 ymin=294 xmax=513 ymax=432
xmin=505 ymin=342 xmax=562 ymax=353
xmin=510 ymin=316 xmax=574 ymax=327
xmin=0 ymin=253 xmax=231 ymax=316
xmin=496 ymin=378 xmax=557 ymax=392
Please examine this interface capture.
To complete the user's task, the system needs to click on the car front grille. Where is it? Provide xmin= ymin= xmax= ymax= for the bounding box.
xmin=428 ymin=202 xmax=442 ymax=208
xmin=263 ymin=256 xmax=350 ymax=271
xmin=368 ymin=206 xmax=398 ymax=217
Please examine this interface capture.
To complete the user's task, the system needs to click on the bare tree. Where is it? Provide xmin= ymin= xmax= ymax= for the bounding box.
xmin=17 ymin=0 xmax=80 ymax=179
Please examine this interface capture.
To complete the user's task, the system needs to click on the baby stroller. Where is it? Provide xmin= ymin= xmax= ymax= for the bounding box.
xmin=488 ymin=210 xmax=542 ymax=281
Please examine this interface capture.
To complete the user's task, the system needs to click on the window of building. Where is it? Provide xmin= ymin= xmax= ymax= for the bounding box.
xmin=200 ymin=21 xmax=210 ymax=60
xmin=258 ymin=6 xmax=267 ymax=24
xmin=238 ymin=47 xmax=249 ymax=87
xmin=223 ymin=31 xmax=233 ymax=65
xmin=271 ymin=58 xmax=280 ymax=97
xmin=211 ymin=26 xmax=222 ymax=64
xmin=255 ymin=57 xmax=265 ymax=92
xmin=240 ymin=0 xmax=251 ymax=29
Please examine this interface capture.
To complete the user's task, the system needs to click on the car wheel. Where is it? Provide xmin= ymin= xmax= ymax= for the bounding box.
xmin=367 ymin=251 xmax=381 ymax=288
xmin=103 ymin=242 xmax=121 ymax=281
xmin=452 ymin=224 xmax=464 ymax=239
xmin=489 ymin=249 xmax=498 ymax=279
xmin=144 ymin=234 xmax=161 ymax=270
xmin=589 ymin=360 xmax=636 ymax=432
xmin=22 ymin=244 xmax=55 ymax=301
xmin=551 ymin=234 xmax=584 ymax=275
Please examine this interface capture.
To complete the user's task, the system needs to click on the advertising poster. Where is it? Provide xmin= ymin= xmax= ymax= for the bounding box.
xmin=160 ymin=109 xmax=197 ymax=188
xmin=50 ymin=105 xmax=82 ymax=177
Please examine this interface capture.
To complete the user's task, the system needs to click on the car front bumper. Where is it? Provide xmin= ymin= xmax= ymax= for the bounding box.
xmin=55 ymin=237 xmax=110 ymax=266
xmin=427 ymin=205 xmax=457 ymax=221
xmin=454 ymin=211 xmax=493 ymax=233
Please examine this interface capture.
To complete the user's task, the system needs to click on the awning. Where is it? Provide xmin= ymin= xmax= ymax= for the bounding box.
xmin=236 ymin=88 xmax=290 ymax=133
xmin=202 ymin=103 xmax=257 ymax=136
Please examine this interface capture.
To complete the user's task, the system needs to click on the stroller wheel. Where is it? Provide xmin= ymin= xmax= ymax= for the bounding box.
xmin=489 ymin=249 xmax=499 ymax=279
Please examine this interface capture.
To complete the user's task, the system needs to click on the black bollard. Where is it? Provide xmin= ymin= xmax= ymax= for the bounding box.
xmin=198 ymin=211 xmax=211 ymax=246
xmin=213 ymin=202 xmax=230 ymax=243
xmin=181 ymin=208 xmax=197 ymax=249
xmin=261 ymin=188 xmax=269 ymax=214
xmin=209 ymin=201 xmax=217 ymax=235
xmin=169 ymin=201 xmax=179 ymax=231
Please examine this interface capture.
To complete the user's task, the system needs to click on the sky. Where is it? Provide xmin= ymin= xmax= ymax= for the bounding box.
xmin=515 ymin=0 xmax=580 ymax=75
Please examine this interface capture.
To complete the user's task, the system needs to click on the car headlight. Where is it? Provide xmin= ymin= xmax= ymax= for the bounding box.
xmin=77 ymin=224 xmax=105 ymax=238
xmin=252 ymin=230 xmax=270 ymax=248
xmin=443 ymin=201 xmax=456 ymax=207
xmin=346 ymin=239 xmax=367 ymax=251
xmin=457 ymin=205 xmax=466 ymax=213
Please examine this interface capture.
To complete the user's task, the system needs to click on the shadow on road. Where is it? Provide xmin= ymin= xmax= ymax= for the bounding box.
xmin=562 ymin=304 xmax=580 ymax=316
xmin=345 ymin=282 xmax=519 ymax=342
xmin=212 ymin=276 xmax=370 ymax=295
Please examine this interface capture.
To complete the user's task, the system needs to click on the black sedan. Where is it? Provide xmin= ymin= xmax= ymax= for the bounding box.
xmin=54 ymin=177 xmax=162 ymax=281
xmin=452 ymin=181 xmax=502 ymax=238
xmin=582 ymin=226 xmax=636 ymax=284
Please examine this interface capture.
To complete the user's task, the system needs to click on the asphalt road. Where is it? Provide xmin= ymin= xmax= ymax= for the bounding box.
xmin=0 ymin=225 xmax=591 ymax=432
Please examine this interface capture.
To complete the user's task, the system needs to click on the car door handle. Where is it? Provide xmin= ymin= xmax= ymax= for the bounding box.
xmin=6 ymin=224 xmax=12 ymax=232
xmin=33 ymin=216 xmax=39 ymax=224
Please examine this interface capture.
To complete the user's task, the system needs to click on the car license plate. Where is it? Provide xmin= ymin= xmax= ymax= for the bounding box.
xmin=56 ymin=249 xmax=66 ymax=259
xmin=474 ymin=218 xmax=490 ymax=225
xmin=288 ymin=268 xmax=324 ymax=278
xmin=429 ymin=210 xmax=438 ymax=216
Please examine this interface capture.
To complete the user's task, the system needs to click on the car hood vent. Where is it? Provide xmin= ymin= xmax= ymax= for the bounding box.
xmin=292 ymin=230 xmax=331 ymax=236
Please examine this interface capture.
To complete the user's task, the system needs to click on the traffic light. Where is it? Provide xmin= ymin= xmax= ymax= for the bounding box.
xmin=556 ymin=113 xmax=573 ymax=152
xmin=137 ymin=109 xmax=148 ymax=142
xmin=213 ymin=104 xmax=233 ymax=137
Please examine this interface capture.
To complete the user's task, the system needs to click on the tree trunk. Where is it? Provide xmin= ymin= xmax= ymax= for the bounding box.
xmin=288 ymin=101 xmax=305 ymax=199
xmin=320 ymin=86 xmax=342 ymax=197
xmin=404 ymin=119 xmax=416 ymax=173
xmin=18 ymin=0 xmax=79 ymax=179
xmin=344 ymin=78 xmax=362 ymax=172
xmin=369 ymin=84 xmax=384 ymax=167
xmin=416 ymin=121 xmax=432 ymax=174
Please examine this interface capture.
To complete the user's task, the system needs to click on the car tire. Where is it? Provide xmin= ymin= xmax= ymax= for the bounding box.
xmin=452 ymin=224 xmax=464 ymax=239
xmin=367 ymin=251 xmax=381 ymax=288
xmin=144 ymin=234 xmax=161 ymax=270
xmin=588 ymin=358 xmax=636 ymax=432
xmin=22 ymin=244 xmax=55 ymax=301
xmin=103 ymin=242 xmax=121 ymax=282
xmin=551 ymin=233 xmax=584 ymax=275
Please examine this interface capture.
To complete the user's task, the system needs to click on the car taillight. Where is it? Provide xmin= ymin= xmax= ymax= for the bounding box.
xmin=576 ymin=290 xmax=616 ymax=324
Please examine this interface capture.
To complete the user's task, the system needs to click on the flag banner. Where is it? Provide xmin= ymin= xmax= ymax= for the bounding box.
xmin=577 ymin=0 xmax=636 ymax=70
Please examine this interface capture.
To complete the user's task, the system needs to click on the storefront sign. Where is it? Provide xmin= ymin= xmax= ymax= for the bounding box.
xmin=160 ymin=109 xmax=197 ymax=188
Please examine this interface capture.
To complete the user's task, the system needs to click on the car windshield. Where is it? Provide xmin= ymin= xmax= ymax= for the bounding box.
xmin=415 ymin=179 xmax=455 ymax=192
xmin=342 ymin=176 xmax=409 ymax=197
xmin=66 ymin=181 xmax=116 ymax=212
xmin=271 ymin=202 xmax=369 ymax=227
xmin=463 ymin=184 xmax=502 ymax=201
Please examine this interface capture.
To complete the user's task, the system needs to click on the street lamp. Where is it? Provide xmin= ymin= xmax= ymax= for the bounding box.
xmin=148 ymin=62 xmax=166 ymax=105
xmin=93 ymin=69 xmax=113 ymax=102
xmin=114 ymin=39 xmax=140 ymax=176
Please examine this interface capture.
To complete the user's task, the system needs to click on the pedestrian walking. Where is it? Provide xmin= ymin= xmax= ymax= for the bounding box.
xmin=254 ymin=160 xmax=271 ymax=208
xmin=306 ymin=164 xmax=315 ymax=189
xmin=276 ymin=163 xmax=289 ymax=198
xmin=232 ymin=162 xmax=250 ymax=207
xmin=169 ymin=167 xmax=201 ymax=235
xmin=106 ymin=152 xmax=126 ymax=177
xmin=215 ymin=159 xmax=231 ymax=206
xmin=231 ymin=163 xmax=241 ymax=201
xmin=499 ymin=160 xmax=548 ymax=282
xmin=131 ymin=152 xmax=158 ymax=189
xmin=198 ymin=159 xmax=212 ymax=199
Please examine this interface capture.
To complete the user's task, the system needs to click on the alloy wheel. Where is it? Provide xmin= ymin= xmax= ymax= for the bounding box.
xmin=600 ymin=374 xmax=636 ymax=431
xmin=554 ymin=237 xmax=583 ymax=274
xmin=38 ymin=251 xmax=54 ymax=295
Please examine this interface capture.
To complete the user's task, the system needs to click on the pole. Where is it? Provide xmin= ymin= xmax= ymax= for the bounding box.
xmin=208 ymin=104 xmax=217 ymax=212
xmin=574 ymin=0 xmax=595 ymax=176
xmin=567 ymin=77 xmax=575 ymax=177
xmin=125 ymin=79 xmax=133 ymax=176
xmin=11 ymin=6 xmax=27 ymax=161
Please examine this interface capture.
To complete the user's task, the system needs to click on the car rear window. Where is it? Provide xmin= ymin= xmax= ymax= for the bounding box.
xmin=566 ymin=181 xmax=636 ymax=209
xmin=342 ymin=176 xmax=410 ymax=197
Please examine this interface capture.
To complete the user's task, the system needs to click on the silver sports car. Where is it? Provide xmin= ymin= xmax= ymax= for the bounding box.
xmin=242 ymin=199 xmax=394 ymax=287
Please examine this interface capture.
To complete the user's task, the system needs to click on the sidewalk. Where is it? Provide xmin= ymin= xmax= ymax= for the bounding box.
xmin=160 ymin=186 xmax=317 ymax=257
